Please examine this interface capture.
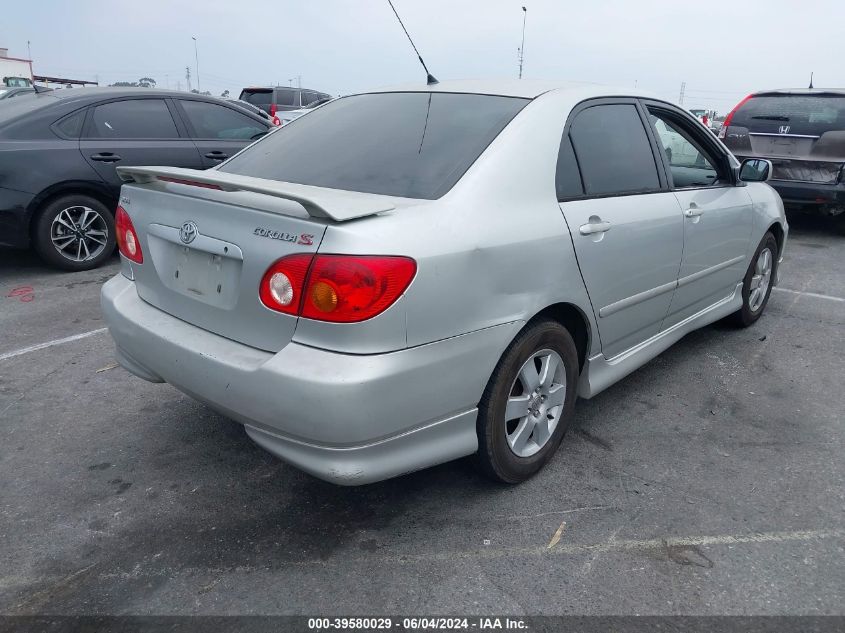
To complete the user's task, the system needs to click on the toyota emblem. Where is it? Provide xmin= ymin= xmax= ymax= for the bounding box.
xmin=180 ymin=221 xmax=198 ymax=244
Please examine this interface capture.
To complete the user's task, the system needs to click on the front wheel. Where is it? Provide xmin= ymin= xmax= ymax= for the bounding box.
xmin=731 ymin=231 xmax=778 ymax=327
xmin=476 ymin=319 xmax=579 ymax=484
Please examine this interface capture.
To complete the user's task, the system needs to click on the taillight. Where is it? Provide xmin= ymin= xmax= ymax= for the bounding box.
xmin=259 ymin=254 xmax=417 ymax=323
xmin=259 ymin=254 xmax=313 ymax=315
xmin=115 ymin=206 xmax=143 ymax=264
xmin=269 ymin=103 xmax=277 ymax=117
xmin=719 ymin=93 xmax=753 ymax=139
xmin=301 ymin=255 xmax=417 ymax=322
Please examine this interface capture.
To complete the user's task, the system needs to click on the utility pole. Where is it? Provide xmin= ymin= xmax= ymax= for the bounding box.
xmin=192 ymin=37 xmax=201 ymax=93
xmin=678 ymin=81 xmax=686 ymax=106
xmin=27 ymin=40 xmax=32 ymax=61
xmin=186 ymin=66 xmax=192 ymax=93
xmin=518 ymin=6 xmax=527 ymax=79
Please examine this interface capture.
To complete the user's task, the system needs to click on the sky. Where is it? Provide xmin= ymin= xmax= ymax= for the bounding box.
xmin=2 ymin=0 xmax=841 ymax=115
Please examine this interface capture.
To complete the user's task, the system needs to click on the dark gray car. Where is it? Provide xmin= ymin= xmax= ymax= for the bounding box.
xmin=0 ymin=88 xmax=271 ymax=270
xmin=720 ymin=89 xmax=845 ymax=230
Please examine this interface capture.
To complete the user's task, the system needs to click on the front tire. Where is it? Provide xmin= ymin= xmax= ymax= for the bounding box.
xmin=32 ymin=194 xmax=115 ymax=272
xmin=476 ymin=319 xmax=579 ymax=484
xmin=731 ymin=231 xmax=778 ymax=327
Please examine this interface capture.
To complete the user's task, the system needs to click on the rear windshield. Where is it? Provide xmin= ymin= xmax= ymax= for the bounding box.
xmin=0 ymin=93 xmax=58 ymax=125
xmin=239 ymin=89 xmax=272 ymax=106
xmin=220 ymin=92 xmax=529 ymax=199
xmin=731 ymin=94 xmax=845 ymax=136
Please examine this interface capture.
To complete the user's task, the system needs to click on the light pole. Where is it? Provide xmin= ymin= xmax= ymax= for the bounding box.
xmin=192 ymin=37 xmax=201 ymax=93
xmin=518 ymin=6 xmax=527 ymax=79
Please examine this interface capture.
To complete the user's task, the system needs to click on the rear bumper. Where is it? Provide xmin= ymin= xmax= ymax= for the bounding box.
xmin=0 ymin=187 xmax=34 ymax=249
xmin=101 ymin=274 xmax=522 ymax=485
xmin=769 ymin=180 xmax=845 ymax=210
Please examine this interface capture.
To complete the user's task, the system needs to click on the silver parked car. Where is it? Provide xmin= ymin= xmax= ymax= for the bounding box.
xmin=102 ymin=80 xmax=788 ymax=485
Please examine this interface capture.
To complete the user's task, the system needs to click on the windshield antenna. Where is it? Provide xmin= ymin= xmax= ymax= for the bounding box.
xmin=386 ymin=0 xmax=438 ymax=85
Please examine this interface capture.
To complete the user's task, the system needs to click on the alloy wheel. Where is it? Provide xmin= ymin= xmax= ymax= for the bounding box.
xmin=50 ymin=206 xmax=109 ymax=263
xmin=504 ymin=349 xmax=567 ymax=458
xmin=749 ymin=246 xmax=773 ymax=312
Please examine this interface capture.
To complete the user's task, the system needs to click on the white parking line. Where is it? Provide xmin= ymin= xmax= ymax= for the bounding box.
xmin=773 ymin=287 xmax=845 ymax=303
xmin=0 ymin=328 xmax=108 ymax=362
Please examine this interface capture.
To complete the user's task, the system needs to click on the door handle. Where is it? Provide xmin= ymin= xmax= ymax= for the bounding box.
xmin=204 ymin=151 xmax=228 ymax=160
xmin=684 ymin=207 xmax=704 ymax=218
xmin=579 ymin=220 xmax=612 ymax=236
xmin=90 ymin=153 xmax=121 ymax=163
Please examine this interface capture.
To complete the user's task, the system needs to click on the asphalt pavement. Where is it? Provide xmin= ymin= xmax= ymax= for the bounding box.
xmin=0 ymin=214 xmax=843 ymax=615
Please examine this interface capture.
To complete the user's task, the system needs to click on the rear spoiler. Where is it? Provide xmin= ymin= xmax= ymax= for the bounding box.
xmin=115 ymin=166 xmax=396 ymax=222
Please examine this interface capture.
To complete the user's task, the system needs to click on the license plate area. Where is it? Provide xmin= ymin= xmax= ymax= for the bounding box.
xmin=146 ymin=225 xmax=243 ymax=309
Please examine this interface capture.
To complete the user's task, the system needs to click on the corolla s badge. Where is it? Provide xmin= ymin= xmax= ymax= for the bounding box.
xmin=180 ymin=221 xmax=199 ymax=244
xmin=779 ymin=125 xmax=790 ymax=134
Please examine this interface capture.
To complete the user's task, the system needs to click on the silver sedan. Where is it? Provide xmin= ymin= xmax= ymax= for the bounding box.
xmin=102 ymin=80 xmax=787 ymax=485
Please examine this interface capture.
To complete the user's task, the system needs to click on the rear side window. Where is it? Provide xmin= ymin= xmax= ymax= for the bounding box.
xmin=273 ymin=89 xmax=298 ymax=107
xmin=220 ymin=92 xmax=529 ymax=199
xmin=556 ymin=136 xmax=583 ymax=199
xmin=730 ymin=94 xmax=845 ymax=136
xmin=301 ymin=91 xmax=321 ymax=107
xmin=89 ymin=99 xmax=178 ymax=139
xmin=569 ymin=104 xmax=660 ymax=196
xmin=180 ymin=100 xmax=266 ymax=140
xmin=54 ymin=109 xmax=86 ymax=138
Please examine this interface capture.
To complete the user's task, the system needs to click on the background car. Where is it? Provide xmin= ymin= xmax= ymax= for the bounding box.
xmin=0 ymin=88 xmax=271 ymax=270
xmin=226 ymin=98 xmax=279 ymax=126
xmin=0 ymin=85 xmax=52 ymax=100
xmin=720 ymin=89 xmax=845 ymax=230
xmin=238 ymin=86 xmax=332 ymax=119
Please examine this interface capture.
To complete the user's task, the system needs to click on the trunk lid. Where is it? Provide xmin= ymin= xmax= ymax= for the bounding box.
xmin=116 ymin=166 xmax=398 ymax=352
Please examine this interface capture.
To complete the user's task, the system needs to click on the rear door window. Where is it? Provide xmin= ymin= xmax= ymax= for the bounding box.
xmin=569 ymin=104 xmax=660 ymax=196
xmin=179 ymin=100 xmax=267 ymax=140
xmin=730 ymin=94 xmax=845 ymax=136
xmin=220 ymin=92 xmax=529 ymax=199
xmin=88 ymin=99 xmax=179 ymax=138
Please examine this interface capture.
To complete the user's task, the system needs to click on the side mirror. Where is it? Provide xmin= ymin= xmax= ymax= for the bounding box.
xmin=739 ymin=158 xmax=773 ymax=182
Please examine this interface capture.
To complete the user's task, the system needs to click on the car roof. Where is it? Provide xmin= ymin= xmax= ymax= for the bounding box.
xmin=354 ymin=78 xmax=663 ymax=101
xmin=753 ymin=88 xmax=845 ymax=97
xmin=42 ymin=87 xmax=234 ymax=104
xmin=241 ymin=86 xmax=324 ymax=92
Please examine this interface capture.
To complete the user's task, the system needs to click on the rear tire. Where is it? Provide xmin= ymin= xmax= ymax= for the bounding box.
xmin=476 ymin=319 xmax=579 ymax=484
xmin=730 ymin=231 xmax=778 ymax=327
xmin=33 ymin=194 xmax=115 ymax=271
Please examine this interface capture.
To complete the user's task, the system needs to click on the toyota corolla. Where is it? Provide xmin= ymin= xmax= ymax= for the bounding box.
xmin=101 ymin=80 xmax=787 ymax=485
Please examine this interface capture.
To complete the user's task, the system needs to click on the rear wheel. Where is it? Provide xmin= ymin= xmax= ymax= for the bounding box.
xmin=476 ymin=320 xmax=579 ymax=484
xmin=731 ymin=231 xmax=778 ymax=327
xmin=33 ymin=194 xmax=115 ymax=271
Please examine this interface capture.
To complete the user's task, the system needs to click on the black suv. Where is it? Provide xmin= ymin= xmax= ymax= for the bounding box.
xmin=0 ymin=88 xmax=271 ymax=270
xmin=238 ymin=86 xmax=331 ymax=116
xmin=720 ymin=89 xmax=845 ymax=230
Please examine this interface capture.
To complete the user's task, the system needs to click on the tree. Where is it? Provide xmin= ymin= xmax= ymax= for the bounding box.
xmin=221 ymin=90 xmax=230 ymax=98
xmin=190 ymin=89 xmax=212 ymax=96
xmin=108 ymin=77 xmax=157 ymax=88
